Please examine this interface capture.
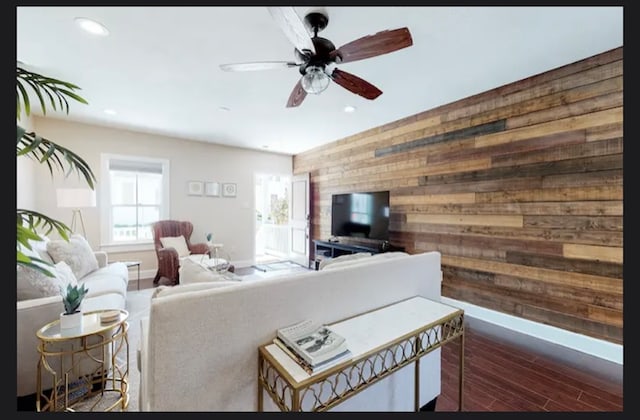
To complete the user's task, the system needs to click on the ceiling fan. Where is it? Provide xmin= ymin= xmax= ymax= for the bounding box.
xmin=219 ymin=7 xmax=413 ymax=108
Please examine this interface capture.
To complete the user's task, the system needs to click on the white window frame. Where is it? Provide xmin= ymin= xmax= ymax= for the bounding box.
xmin=100 ymin=153 xmax=170 ymax=252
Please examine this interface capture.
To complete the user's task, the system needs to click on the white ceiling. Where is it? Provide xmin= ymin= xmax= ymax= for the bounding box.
xmin=16 ymin=6 xmax=623 ymax=156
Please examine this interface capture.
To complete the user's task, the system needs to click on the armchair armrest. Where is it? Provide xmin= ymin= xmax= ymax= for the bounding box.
xmin=189 ymin=242 xmax=210 ymax=256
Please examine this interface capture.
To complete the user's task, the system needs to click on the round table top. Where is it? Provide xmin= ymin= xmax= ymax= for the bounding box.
xmin=37 ymin=309 xmax=129 ymax=341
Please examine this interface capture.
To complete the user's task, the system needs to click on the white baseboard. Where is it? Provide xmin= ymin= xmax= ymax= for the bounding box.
xmin=440 ymin=297 xmax=623 ymax=365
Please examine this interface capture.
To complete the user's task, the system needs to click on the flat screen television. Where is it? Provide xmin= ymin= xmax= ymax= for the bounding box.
xmin=331 ymin=191 xmax=390 ymax=241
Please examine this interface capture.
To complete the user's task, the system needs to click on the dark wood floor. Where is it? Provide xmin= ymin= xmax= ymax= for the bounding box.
xmin=130 ymin=273 xmax=623 ymax=412
xmin=437 ymin=329 xmax=623 ymax=412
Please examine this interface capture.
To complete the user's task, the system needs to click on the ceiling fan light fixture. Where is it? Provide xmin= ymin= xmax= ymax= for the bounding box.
xmin=301 ymin=66 xmax=330 ymax=95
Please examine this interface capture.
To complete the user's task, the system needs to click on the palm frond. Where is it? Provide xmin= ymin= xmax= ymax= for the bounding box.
xmin=17 ymin=127 xmax=96 ymax=189
xmin=18 ymin=209 xmax=71 ymax=244
xmin=16 ymin=67 xmax=88 ymax=119
xmin=16 ymin=213 xmax=69 ymax=278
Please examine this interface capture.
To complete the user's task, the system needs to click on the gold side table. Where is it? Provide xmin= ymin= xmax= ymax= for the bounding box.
xmin=35 ymin=309 xmax=130 ymax=412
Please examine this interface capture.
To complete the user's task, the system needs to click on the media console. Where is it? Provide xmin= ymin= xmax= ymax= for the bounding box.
xmin=313 ymin=239 xmax=405 ymax=270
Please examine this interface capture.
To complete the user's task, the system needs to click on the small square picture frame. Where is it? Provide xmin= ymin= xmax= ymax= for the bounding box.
xmin=205 ymin=182 xmax=220 ymax=197
xmin=222 ymin=183 xmax=237 ymax=197
xmin=187 ymin=181 xmax=204 ymax=196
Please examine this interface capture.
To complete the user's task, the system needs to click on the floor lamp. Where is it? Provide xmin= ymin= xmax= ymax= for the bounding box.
xmin=56 ymin=188 xmax=97 ymax=239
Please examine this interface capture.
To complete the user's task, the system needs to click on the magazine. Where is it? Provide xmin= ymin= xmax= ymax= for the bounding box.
xmin=273 ymin=337 xmax=351 ymax=375
xmin=276 ymin=319 xmax=350 ymax=367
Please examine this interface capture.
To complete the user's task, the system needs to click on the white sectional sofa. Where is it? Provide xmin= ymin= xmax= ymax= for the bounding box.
xmin=139 ymin=251 xmax=445 ymax=411
xmin=16 ymin=236 xmax=129 ymax=402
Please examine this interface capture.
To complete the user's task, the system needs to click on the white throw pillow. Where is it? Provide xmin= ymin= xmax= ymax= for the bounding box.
xmin=160 ymin=235 xmax=191 ymax=257
xmin=17 ymin=261 xmax=78 ymax=301
xmin=46 ymin=234 xmax=99 ymax=280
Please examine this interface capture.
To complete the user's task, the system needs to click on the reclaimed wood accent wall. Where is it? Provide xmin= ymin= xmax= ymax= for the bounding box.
xmin=293 ymin=47 xmax=623 ymax=344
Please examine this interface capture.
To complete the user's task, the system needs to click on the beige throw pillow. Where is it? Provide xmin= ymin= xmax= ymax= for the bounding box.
xmin=160 ymin=235 xmax=191 ymax=257
xmin=17 ymin=261 xmax=78 ymax=301
xmin=46 ymin=234 xmax=99 ymax=280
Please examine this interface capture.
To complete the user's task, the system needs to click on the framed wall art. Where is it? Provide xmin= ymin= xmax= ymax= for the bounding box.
xmin=222 ymin=183 xmax=237 ymax=197
xmin=187 ymin=181 xmax=204 ymax=196
xmin=205 ymin=182 xmax=220 ymax=197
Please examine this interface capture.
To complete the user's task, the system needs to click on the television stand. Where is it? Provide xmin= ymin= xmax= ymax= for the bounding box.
xmin=312 ymin=239 xmax=405 ymax=270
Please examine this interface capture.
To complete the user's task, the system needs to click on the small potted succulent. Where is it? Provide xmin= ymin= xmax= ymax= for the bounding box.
xmin=59 ymin=283 xmax=89 ymax=330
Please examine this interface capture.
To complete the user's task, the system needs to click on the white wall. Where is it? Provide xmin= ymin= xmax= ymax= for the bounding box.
xmin=29 ymin=117 xmax=292 ymax=271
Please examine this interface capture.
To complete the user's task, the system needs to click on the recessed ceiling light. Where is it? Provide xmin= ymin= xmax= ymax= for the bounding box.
xmin=104 ymin=109 xmax=117 ymax=115
xmin=74 ymin=17 xmax=110 ymax=36
xmin=344 ymin=105 xmax=356 ymax=113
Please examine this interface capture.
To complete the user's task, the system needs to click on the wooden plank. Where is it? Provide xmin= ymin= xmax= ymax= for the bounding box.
xmin=441 ymin=255 xmax=622 ymax=295
xmin=491 ymin=137 xmax=622 ymax=169
xmin=375 ymin=120 xmax=506 ymax=157
xmin=523 ymin=216 xmax=622 ymax=231
xmin=418 ymin=176 xmax=543 ymax=194
xmin=520 ymin=304 xmax=622 ymax=344
xmin=427 ymin=130 xmax=586 ymax=165
xmin=585 ymin=122 xmax=623 ymax=142
xmin=404 ymin=230 xmax=562 ymax=255
xmin=406 ymin=214 xmax=523 ymax=228
xmin=390 ymin=201 xmax=623 ymax=216
xmin=490 ymin=273 xmax=623 ymax=311
xmin=393 ymin=221 xmax=622 ymax=247
xmin=475 ymin=107 xmax=622 ymax=148
xmin=542 ymin=169 xmax=622 ymax=189
xmin=506 ymin=91 xmax=622 ymax=130
xmin=563 ymin=244 xmax=623 ymax=263
xmin=442 ymin=56 xmax=622 ymax=123
xmin=505 ymin=251 xmax=623 ymax=279
xmin=415 ymin=241 xmax=507 ymax=261
xmin=444 ymin=72 xmax=622 ymax=127
xmin=391 ymin=193 xmax=476 ymax=205
xmin=476 ymin=185 xmax=622 ymax=203
xmin=445 ymin=271 xmax=622 ymax=322
xmin=425 ymin=152 xmax=622 ymax=185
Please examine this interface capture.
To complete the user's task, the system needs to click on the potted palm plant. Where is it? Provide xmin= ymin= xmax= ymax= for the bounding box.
xmin=59 ymin=283 xmax=89 ymax=330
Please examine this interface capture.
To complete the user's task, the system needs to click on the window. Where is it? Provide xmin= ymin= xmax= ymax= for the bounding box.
xmin=350 ymin=193 xmax=372 ymax=225
xmin=100 ymin=154 xmax=170 ymax=247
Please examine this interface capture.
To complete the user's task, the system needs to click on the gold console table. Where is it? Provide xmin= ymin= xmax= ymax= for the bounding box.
xmin=35 ymin=309 xmax=130 ymax=412
xmin=258 ymin=297 xmax=464 ymax=412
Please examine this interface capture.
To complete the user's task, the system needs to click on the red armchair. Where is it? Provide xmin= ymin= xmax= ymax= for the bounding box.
xmin=151 ymin=220 xmax=210 ymax=286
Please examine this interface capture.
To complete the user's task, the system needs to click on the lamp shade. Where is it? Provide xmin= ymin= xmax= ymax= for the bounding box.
xmin=56 ymin=188 xmax=96 ymax=208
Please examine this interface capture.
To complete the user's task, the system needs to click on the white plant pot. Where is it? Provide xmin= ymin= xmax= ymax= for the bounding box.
xmin=60 ymin=311 xmax=83 ymax=331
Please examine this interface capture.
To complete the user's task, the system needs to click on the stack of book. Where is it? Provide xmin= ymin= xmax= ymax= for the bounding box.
xmin=274 ymin=319 xmax=351 ymax=374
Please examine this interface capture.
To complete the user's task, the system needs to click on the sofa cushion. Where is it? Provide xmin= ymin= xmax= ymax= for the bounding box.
xmin=17 ymin=260 xmax=78 ymax=301
xmin=319 ymin=252 xmax=372 ymax=270
xmin=46 ymin=234 xmax=99 ymax=279
xmin=80 ymin=263 xmax=129 ymax=298
xmin=160 ymin=235 xmax=190 ymax=257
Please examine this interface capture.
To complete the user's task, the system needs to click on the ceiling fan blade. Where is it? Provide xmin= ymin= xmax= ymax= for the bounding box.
xmin=286 ymin=78 xmax=308 ymax=108
xmin=330 ymin=68 xmax=383 ymax=100
xmin=331 ymin=27 xmax=413 ymax=64
xmin=220 ymin=61 xmax=299 ymax=72
xmin=268 ymin=7 xmax=316 ymax=55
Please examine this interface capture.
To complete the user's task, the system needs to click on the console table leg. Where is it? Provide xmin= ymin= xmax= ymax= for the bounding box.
xmin=414 ymin=358 xmax=420 ymax=412
xmin=257 ymin=355 xmax=263 ymax=412
xmin=459 ymin=331 xmax=465 ymax=411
